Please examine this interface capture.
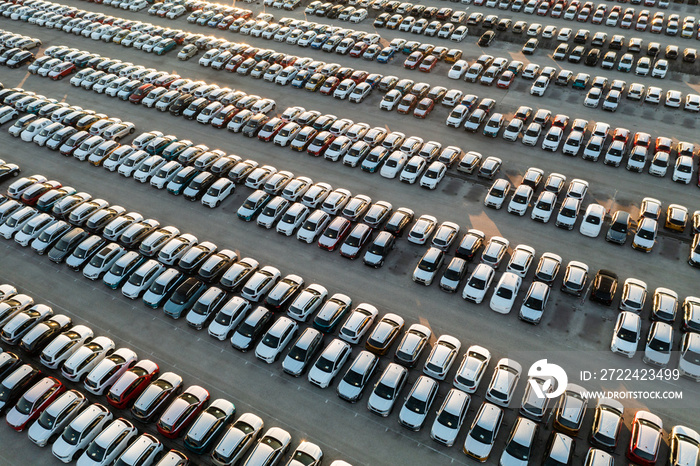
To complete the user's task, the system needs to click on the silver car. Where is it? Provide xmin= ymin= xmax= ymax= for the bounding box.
xmin=430 ymin=388 xmax=470 ymax=447
xmin=210 ymin=413 xmax=264 ymax=466
xmin=398 ymin=376 xmax=439 ymax=431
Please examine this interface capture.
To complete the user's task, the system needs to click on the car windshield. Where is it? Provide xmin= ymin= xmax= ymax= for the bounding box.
xmin=343 ymin=370 xmax=364 ymax=387
xmin=469 ymin=277 xmax=485 ymax=289
xmin=617 ymin=327 xmax=637 ymax=343
xmin=638 ymin=228 xmax=654 ymax=240
xmin=14 ymin=398 xmax=33 ymax=414
xmin=373 ymin=382 xmax=395 ymax=400
xmin=86 ymin=442 xmax=107 ymax=461
xmin=214 ymin=312 xmax=231 ymax=326
xmin=242 ymin=198 xmax=259 ymax=210
xmin=404 ymin=396 xmax=426 ymax=414
xmin=649 ymin=336 xmax=670 ymax=353
xmin=496 ymin=286 xmax=513 ymax=299
xmin=37 ymin=410 xmax=56 ymax=429
xmin=61 ymin=426 xmax=81 ymax=445
xmin=262 ymin=334 xmax=280 ymax=348
xmin=682 ymin=347 xmax=700 ymax=365
xmin=470 ymin=425 xmax=494 ymax=444
xmin=505 ymin=439 xmax=530 ymax=461
xmin=315 ymin=356 xmax=334 ymax=373
xmin=524 ymin=296 xmax=543 ymax=310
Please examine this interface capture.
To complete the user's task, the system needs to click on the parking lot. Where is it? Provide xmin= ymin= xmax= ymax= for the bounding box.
xmin=0 ymin=0 xmax=699 ymax=463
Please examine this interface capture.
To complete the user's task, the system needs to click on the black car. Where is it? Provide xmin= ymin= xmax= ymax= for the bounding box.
xmin=182 ymin=172 xmax=217 ymax=201
xmin=384 ymin=209 xmax=414 ymax=237
xmin=0 ymin=163 xmax=20 ymax=182
xmin=169 ymin=94 xmax=196 ymax=116
xmin=605 ymin=211 xmax=630 ymax=245
xmin=120 ymin=222 xmax=159 ymax=249
xmin=455 ymin=231 xmax=485 ymax=261
xmin=477 ymin=31 xmax=495 ymax=47
xmin=182 ymin=98 xmax=209 ymax=120
xmin=0 ymin=364 xmax=42 ymax=414
xmin=47 ymin=228 xmax=89 ymax=263
xmin=241 ymin=114 xmax=269 ymax=138
xmin=0 ymin=352 xmax=22 ymax=381
xmin=19 ymin=315 xmax=72 ymax=356
xmin=590 ymin=269 xmax=618 ymax=305
xmin=198 ymin=253 xmax=237 ymax=283
xmin=230 ymin=307 xmax=274 ymax=352
xmin=363 ymin=231 xmax=396 ymax=268
xmin=585 ymin=48 xmax=600 ymax=66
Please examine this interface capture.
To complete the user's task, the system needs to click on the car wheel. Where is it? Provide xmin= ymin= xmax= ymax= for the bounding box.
xmin=12 ymin=171 xmax=18 ymax=177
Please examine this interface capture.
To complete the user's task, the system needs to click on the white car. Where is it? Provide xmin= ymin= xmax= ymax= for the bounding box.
xmin=61 ymin=336 xmax=116 ymax=382
xmin=611 ymin=311 xmax=641 ymax=357
xmin=484 ymin=179 xmax=511 ymax=209
xmin=463 ymin=402 xmax=503 ymax=462
xmin=75 ymin=418 xmax=137 ymax=466
xmin=530 ymin=76 xmax=549 ymax=96
xmin=506 ymin=245 xmax=536 ymax=278
xmin=28 ymin=390 xmax=87 ymax=447
xmin=255 ymin=316 xmax=298 ymax=363
xmin=84 ymin=348 xmax=138 ymax=395
xmin=507 ymin=185 xmax=533 ymax=216
xmin=380 ymin=151 xmax=408 ymax=179
xmin=201 ymin=178 xmax=235 ymax=208
xmin=579 ymin=203 xmax=606 ymax=237
xmin=632 ymin=218 xmax=657 ymax=252
xmin=121 ymin=260 xmax=164 ymax=299
xmin=462 ymin=264 xmax=495 ymax=304
xmin=52 ymin=404 xmax=113 ymax=463
xmin=419 ymin=162 xmax=447 ymax=189
xmin=423 ymin=335 xmax=461 ymax=380
xmin=672 ymin=156 xmax=693 ymax=184
xmin=531 ymin=191 xmax=557 ymax=223
xmin=489 ymin=272 xmax=522 ymax=314
xmin=484 ymin=359 xmax=522 ymax=407
xmin=338 ymin=304 xmax=378 ymax=344
xmin=307 ymin=338 xmax=351 ymax=388
xmin=40 ymin=325 xmax=95 ymax=369
xmin=399 ymin=156 xmax=426 ymax=184
xmin=207 ymin=297 xmax=251 ymax=341
xmin=407 ymin=215 xmax=437 ymax=245
xmin=643 ymin=322 xmax=673 ymax=367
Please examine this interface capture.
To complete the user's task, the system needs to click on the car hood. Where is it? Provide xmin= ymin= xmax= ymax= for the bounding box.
xmin=644 ymin=347 xmax=670 ymax=365
xmin=230 ymin=333 xmax=252 ymax=349
xmin=5 ymin=407 xmax=30 ymax=427
xmin=337 ymin=380 xmax=362 ymax=400
xmin=464 ymin=436 xmax=493 ymax=458
xmin=399 ymin=408 xmax=425 ymax=427
xmin=499 ymin=451 xmax=529 ymax=466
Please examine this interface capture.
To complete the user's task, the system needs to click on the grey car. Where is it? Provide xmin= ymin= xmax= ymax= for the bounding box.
xmin=336 ymin=350 xmax=379 ymax=402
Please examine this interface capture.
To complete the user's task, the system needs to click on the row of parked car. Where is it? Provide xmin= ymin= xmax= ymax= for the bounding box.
xmin=466 ymin=0 xmax=699 ymax=39
xmin=26 ymin=40 xmax=459 ymax=192
xmin=0 ymin=29 xmax=41 ymax=68
xmin=444 ymin=96 xmax=699 ymax=185
xmin=3 ymin=174 xmax=696 ymax=464
xmin=0 ymin=291 xmax=339 ymax=466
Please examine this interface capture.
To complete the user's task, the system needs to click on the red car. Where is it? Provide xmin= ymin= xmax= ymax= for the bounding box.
xmin=5 ymin=377 xmax=64 ymax=431
xmin=156 ymin=385 xmax=209 ymax=439
xmin=349 ymin=70 xmax=369 ymax=83
xmin=536 ymin=2 xmax=550 ymax=15
xmin=224 ymin=55 xmax=245 ymax=72
xmin=404 ymin=51 xmax=423 ymax=70
xmin=397 ymin=94 xmax=418 ymax=114
xmin=320 ymin=77 xmax=340 ymax=95
xmin=318 ymin=217 xmax=352 ymax=251
xmin=257 ymin=117 xmax=286 ymax=142
xmin=349 ymin=42 xmax=369 ymax=58
xmin=612 ymin=127 xmax=630 ymax=144
xmin=20 ymin=181 xmax=62 ymax=205
xmin=496 ymin=71 xmax=515 ymax=89
xmin=129 ymin=84 xmax=157 ymax=104
xmin=418 ymin=55 xmax=438 ymax=72
xmin=49 ymin=62 xmax=76 ymax=81
xmin=551 ymin=114 xmax=570 ymax=129
xmin=626 ymin=411 xmax=663 ymax=466
xmin=106 ymin=360 xmax=160 ymax=409
xmin=655 ymin=136 xmax=672 ymax=153
xmin=211 ymin=106 xmax=240 ymax=129
xmin=413 ymin=98 xmax=435 ymax=118
xmin=217 ymin=17 xmax=235 ymax=29
xmin=306 ymin=131 xmax=336 ymax=156
xmin=280 ymin=56 xmax=297 ymax=67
